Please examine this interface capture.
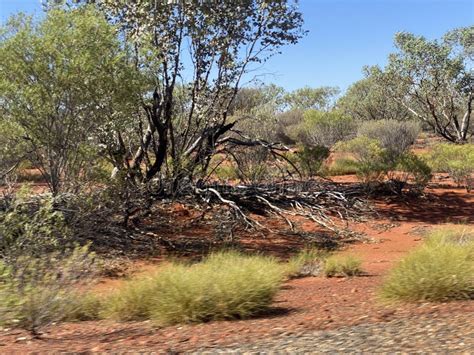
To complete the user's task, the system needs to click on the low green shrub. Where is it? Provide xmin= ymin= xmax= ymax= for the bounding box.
xmin=424 ymin=225 xmax=474 ymax=248
xmin=234 ymin=147 xmax=272 ymax=183
xmin=287 ymin=248 xmax=328 ymax=278
xmin=428 ymin=143 xmax=474 ymax=192
xmin=394 ymin=152 xmax=432 ymax=193
xmin=336 ymin=136 xmax=431 ymax=192
xmin=326 ymin=157 xmax=359 ymax=176
xmin=293 ymin=145 xmax=330 ymax=177
xmin=298 ymin=110 xmax=356 ymax=148
xmin=213 ymin=164 xmax=239 ymax=181
xmin=0 ymin=246 xmax=96 ymax=335
xmin=323 ymin=255 xmax=363 ymax=277
xmin=101 ymin=275 xmax=158 ymax=321
xmin=0 ymin=193 xmax=73 ymax=258
xmin=103 ymin=251 xmax=286 ymax=325
xmin=357 ymin=120 xmax=421 ymax=165
xmin=63 ymin=292 xmax=103 ymax=322
xmin=380 ymin=227 xmax=474 ymax=302
xmin=336 ymin=137 xmax=388 ymax=183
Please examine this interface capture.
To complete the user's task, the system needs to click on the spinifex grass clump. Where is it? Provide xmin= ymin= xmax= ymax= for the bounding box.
xmin=287 ymin=248 xmax=328 ymax=278
xmin=381 ymin=226 xmax=474 ymax=302
xmin=104 ymin=251 xmax=286 ymax=325
xmin=323 ymin=254 xmax=363 ymax=277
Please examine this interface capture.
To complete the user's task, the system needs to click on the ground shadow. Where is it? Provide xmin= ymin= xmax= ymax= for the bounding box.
xmin=375 ymin=189 xmax=474 ymax=225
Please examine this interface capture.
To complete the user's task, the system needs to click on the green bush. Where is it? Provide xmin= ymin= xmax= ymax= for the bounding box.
xmin=336 ymin=137 xmax=388 ymax=182
xmin=424 ymin=225 xmax=474 ymax=247
xmin=234 ymin=147 xmax=272 ymax=183
xmin=336 ymin=136 xmax=431 ymax=192
xmin=101 ymin=275 xmax=158 ymax=321
xmin=323 ymin=255 xmax=363 ymax=277
xmin=293 ymin=145 xmax=330 ymax=177
xmin=394 ymin=152 xmax=432 ymax=193
xmin=287 ymin=248 xmax=328 ymax=278
xmin=104 ymin=251 xmax=286 ymax=325
xmin=213 ymin=164 xmax=239 ymax=181
xmin=381 ymin=227 xmax=474 ymax=302
xmin=326 ymin=157 xmax=359 ymax=176
xmin=0 ymin=246 xmax=97 ymax=335
xmin=428 ymin=143 xmax=474 ymax=191
xmin=0 ymin=193 xmax=72 ymax=258
xmin=357 ymin=120 xmax=421 ymax=165
xmin=298 ymin=110 xmax=356 ymax=148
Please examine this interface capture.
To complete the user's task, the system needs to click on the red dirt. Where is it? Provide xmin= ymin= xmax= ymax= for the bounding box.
xmin=1 ymin=179 xmax=473 ymax=352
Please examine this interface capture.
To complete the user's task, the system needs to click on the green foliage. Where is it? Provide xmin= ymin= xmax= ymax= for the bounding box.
xmin=424 ymin=225 xmax=474 ymax=247
xmin=213 ymin=164 xmax=239 ymax=181
xmin=275 ymin=109 xmax=304 ymax=144
xmin=64 ymin=292 xmax=103 ymax=322
xmin=326 ymin=158 xmax=359 ymax=176
xmin=337 ymin=137 xmax=388 ymax=183
xmin=287 ymin=248 xmax=328 ymax=278
xmin=234 ymin=147 xmax=272 ymax=183
xmin=337 ymin=122 xmax=430 ymax=192
xmin=0 ymin=7 xmax=140 ymax=193
xmin=324 ymin=255 xmax=363 ymax=277
xmin=381 ymin=227 xmax=474 ymax=302
xmin=293 ymin=145 xmax=330 ymax=177
xmin=338 ymin=72 xmax=412 ymax=121
xmin=396 ymin=153 xmax=432 ymax=191
xmin=0 ymin=246 xmax=96 ymax=334
xmin=284 ymin=86 xmax=340 ymax=111
xmin=0 ymin=193 xmax=72 ymax=258
xmin=357 ymin=120 xmax=421 ymax=164
xmin=103 ymin=251 xmax=286 ymax=325
xmin=373 ymin=27 xmax=473 ymax=143
xmin=101 ymin=276 xmax=156 ymax=321
xmin=298 ymin=110 xmax=356 ymax=148
xmin=0 ymin=120 xmax=28 ymax=178
xmin=428 ymin=143 xmax=474 ymax=191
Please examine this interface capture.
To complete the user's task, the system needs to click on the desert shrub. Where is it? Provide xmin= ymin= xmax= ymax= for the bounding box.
xmin=424 ymin=225 xmax=474 ymax=247
xmin=233 ymin=147 xmax=272 ymax=183
xmin=213 ymin=164 xmax=239 ymax=181
xmin=292 ymin=145 xmax=330 ymax=177
xmin=0 ymin=245 xmax=96 ymax=335
xmin=275 ymin=109 xmax=304 ymax=144
xmin=0 ymin=193 xmax=73 ymax=258
xmin=358 ymin=120 xmax=421 ymax=164
xmin=287 ymin=248 xmax=328 ymax=278
xmin=103 ymin=251 xmax=286 ymax=325
xmin=380 ymin=230 xmax=474 ymax=302
xmin=428 ymin=143 xmax=474 ymax=191
xmin=101 ymin=275 xmax=158 ymax=321
xmin=297 ymin=110 xmax=356 ymax=148
xmin=0 ymin=120 xmax=28 ymax=180
xmin=393 ymin=152 xmax=432 ymax=193
xmin=323 ymin=255 xmax=363 ymax=277
xmin=64 ymin=292 xmax=103 ymax=322
xmin=336 ymin=137 xmax=388 ymax=183
xmin=326 ymin=157 xmax=359 ymax=176
xmin=337 ymin=135 xmax=431 ymax=192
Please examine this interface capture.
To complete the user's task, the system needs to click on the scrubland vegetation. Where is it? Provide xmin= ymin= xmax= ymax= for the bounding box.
xmin=0 ymin=0 xmax=472 ymax=342
xmin=381 ymin=226 xmax=474 ymax=302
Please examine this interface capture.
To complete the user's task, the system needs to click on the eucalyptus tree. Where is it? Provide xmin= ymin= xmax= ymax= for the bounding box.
xmin=283 ymin=86 xmax=340 ymax=111
xmin=338 ymin=68 xmax=412 ymax=121
xmin=0 ymin=7 xmax=140 ymax=194
xmin=69 ymin=0 xmax=306 ymax=193
xmin=373 ymin=27 xmax=473 ymax=143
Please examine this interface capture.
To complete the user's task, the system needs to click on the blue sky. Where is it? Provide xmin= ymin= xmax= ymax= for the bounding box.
xmin=1 ymin=0 xmax=473 ymax=92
